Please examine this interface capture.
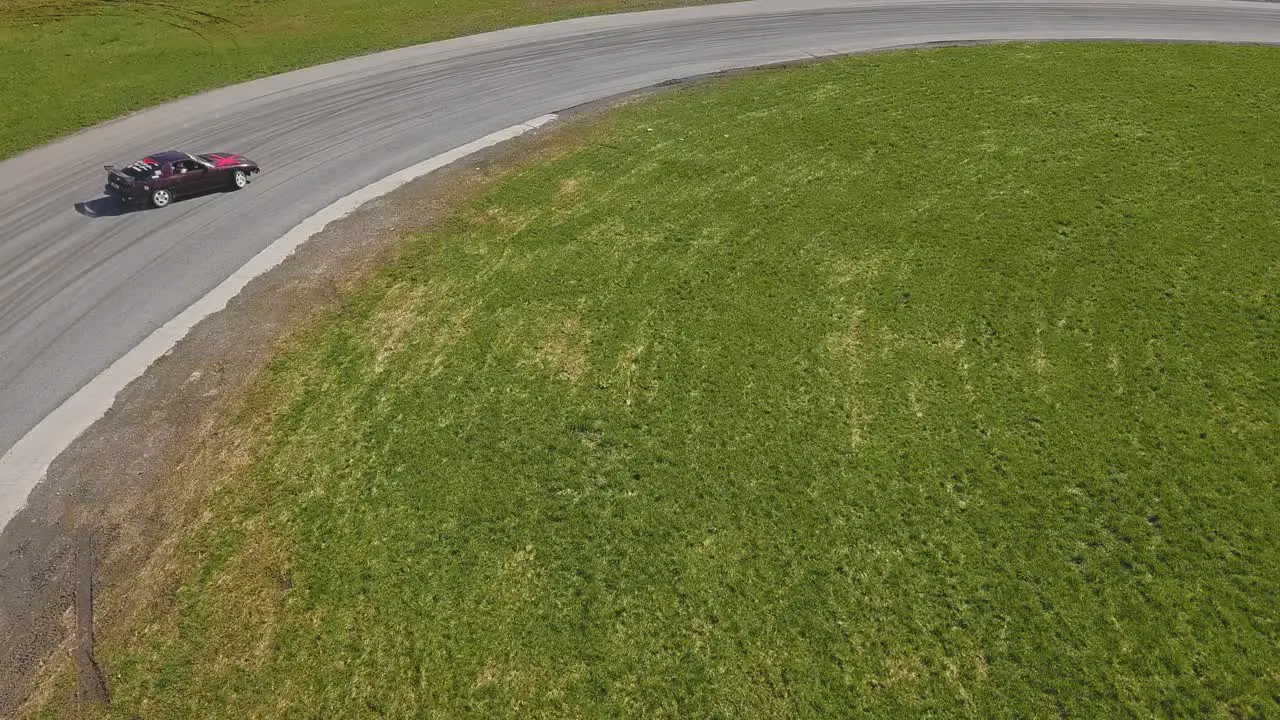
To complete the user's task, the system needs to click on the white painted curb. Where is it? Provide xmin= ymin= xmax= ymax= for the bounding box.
xmin=0 ymin=113 xmax=560 ymax=531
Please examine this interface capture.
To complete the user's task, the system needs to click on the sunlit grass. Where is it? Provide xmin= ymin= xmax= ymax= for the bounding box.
xmin=38 ymin=43 xmax=1280 ymax=718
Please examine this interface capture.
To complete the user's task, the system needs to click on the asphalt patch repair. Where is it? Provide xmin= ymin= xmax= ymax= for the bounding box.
xmin=0 ymin=93 xmax=654 ymax=715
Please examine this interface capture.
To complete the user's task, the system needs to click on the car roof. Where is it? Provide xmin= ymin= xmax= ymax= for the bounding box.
xmin=139 ymin=150 xmax=191 ymax=163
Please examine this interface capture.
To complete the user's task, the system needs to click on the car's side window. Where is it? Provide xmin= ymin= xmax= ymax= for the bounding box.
xmin=171 ymin=159 xmax=203 ymax=175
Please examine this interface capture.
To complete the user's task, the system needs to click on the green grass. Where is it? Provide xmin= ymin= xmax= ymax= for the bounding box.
xmin=40 ymin=43 xmax=1280 ymax=718
xmin=0 ymin=0 xmax=716 ymax=161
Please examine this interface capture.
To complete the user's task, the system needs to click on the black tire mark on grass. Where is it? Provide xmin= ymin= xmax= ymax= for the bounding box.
xmin=12 ymin=0 xmax=242 ymax=46
xmin=104 ymin=0 xmax=244 ymax=30
xmin=18 ymin=10 xmax=219 ymax=46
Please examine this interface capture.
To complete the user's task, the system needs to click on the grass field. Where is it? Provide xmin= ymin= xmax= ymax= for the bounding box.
xmin=28 ymin=42 xmax=1280 ymax=718
xmin=0 ymin=0 xmax=715 ymax=162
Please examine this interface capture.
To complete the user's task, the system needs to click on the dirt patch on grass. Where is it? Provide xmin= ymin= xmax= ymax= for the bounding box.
xmin=532 ymin=314 xmax=591 ymax=382
xmin=824 ymin=308 xmax=871 ymax=449
xmin=558 ymin=177 xmax=583 ymax=199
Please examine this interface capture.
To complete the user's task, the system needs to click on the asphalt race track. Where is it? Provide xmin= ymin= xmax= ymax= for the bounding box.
xmin=2 ymin=0 xmax=1280 ymax=531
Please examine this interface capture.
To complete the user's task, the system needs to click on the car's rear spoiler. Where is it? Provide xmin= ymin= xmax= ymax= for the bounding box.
xmin=104 ymin=165 xmax=132 ymax=183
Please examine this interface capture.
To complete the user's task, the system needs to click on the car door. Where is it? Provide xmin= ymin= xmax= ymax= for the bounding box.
xmin=195 ymin=158 xmax=229 ymax=191
xmin=170 ymin=158 xmax=215 ymax=194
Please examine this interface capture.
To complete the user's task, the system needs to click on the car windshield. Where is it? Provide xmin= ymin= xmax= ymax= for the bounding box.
xmin=119 ymin=158 xmax=162 ymax=179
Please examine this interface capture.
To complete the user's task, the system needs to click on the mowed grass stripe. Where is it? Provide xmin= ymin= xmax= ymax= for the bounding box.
xmin=35 ymin=43 xmax=1280 ymax=718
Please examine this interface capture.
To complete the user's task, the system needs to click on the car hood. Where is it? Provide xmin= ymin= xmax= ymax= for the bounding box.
xmin=202 ymin=152 xmax=254 ymax=168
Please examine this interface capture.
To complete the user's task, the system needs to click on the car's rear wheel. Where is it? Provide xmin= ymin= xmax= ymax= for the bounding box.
xmin=150 ymin=189 xmax=171 ymax=208
xmin=231 ymin=170 xmax=248 ymax=189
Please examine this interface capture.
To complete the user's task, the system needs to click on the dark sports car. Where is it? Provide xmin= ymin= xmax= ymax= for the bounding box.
xmin=104 ymin=150 xmax=260 ymax=208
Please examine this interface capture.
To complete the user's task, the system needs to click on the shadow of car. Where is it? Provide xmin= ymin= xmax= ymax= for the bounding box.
xmin=74 ymin=195 xmax=141 ymax=218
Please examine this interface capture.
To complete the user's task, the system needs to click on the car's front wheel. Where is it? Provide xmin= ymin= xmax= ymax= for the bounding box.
xmin=231 ymin=170 xmax=248 ymax=190
xmin=150 ymin=189 xmax=171 ymax=208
